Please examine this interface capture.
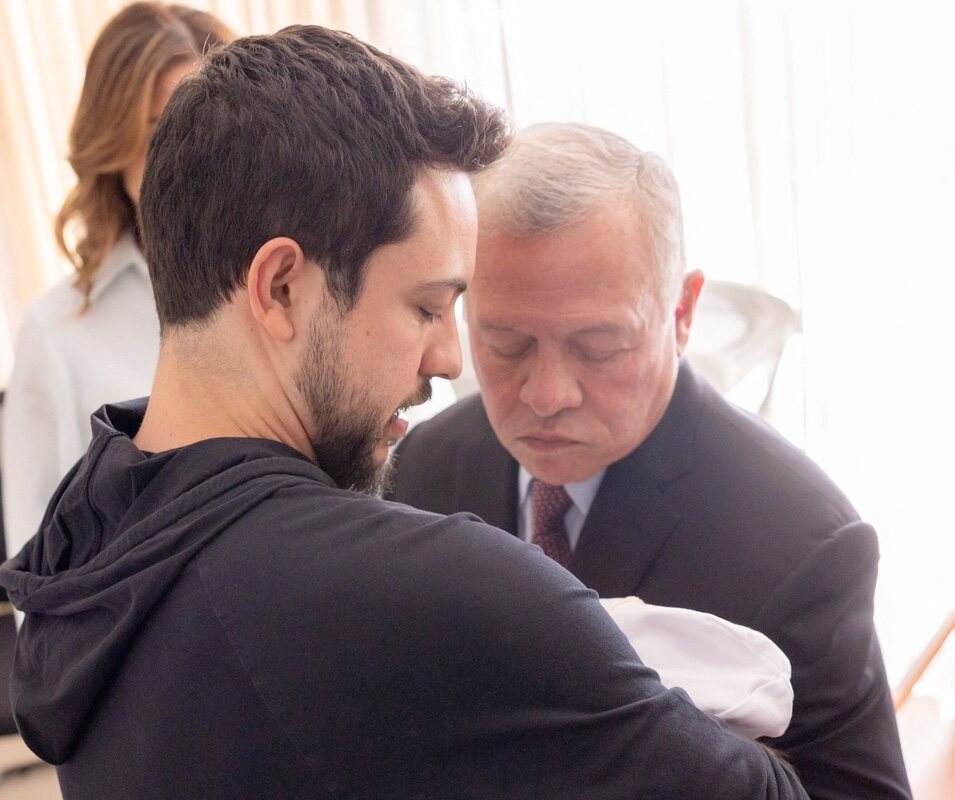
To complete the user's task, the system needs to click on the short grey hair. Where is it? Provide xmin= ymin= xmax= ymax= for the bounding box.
xmin=471 ymin=122 xmax=686 ymax=301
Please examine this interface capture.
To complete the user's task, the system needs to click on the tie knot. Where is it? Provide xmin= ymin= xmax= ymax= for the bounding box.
xmin=531 ymin=481 xmax=573 ymax=534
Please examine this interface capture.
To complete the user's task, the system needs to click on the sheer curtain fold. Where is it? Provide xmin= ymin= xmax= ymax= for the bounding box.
xmin=0 ymin=0 xmax=75 ymax=340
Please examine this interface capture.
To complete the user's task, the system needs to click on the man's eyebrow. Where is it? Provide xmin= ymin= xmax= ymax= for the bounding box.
xmin=570 ymin=324 xmax=630 ymax=336
xmin=476 ymin=322 xmax=634 ymax=337
xmin=475 ymin=321 xmax=520 ymax=332
xmin=414 ymin=279 xmax=468 ymax=294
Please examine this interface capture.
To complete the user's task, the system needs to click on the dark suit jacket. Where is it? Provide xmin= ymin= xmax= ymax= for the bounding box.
xmin=393 ymin=363 xmax=911 ymax=800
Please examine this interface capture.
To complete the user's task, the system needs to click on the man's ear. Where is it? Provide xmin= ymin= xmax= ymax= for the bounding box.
xmin=247 ymin=237 xmax=309 ymax=343
xmin=674 ymin=270 xmax=705 ymax=355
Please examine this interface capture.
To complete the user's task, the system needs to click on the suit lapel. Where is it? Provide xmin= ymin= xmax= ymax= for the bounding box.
xmin=570 ymin=468 xmax=681 ymax=596
xmin=455 ymin=400 xmax=520 ymax=535
xmin=569 ymin=363 xmax=702 ymax=596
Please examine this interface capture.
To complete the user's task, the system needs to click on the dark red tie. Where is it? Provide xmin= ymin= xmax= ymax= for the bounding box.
xmin=531 ymin=481 xmax=573 ymax=568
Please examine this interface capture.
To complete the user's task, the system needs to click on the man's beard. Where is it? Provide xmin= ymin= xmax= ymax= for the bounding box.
xmin=295 ymin=317 xmax=430 ymax=495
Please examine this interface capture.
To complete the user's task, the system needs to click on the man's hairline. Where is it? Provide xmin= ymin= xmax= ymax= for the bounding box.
xmin=158 ymin=168 xmax=477 ymax=338
xmin=472 ymin=194 xmax=684 ymax=310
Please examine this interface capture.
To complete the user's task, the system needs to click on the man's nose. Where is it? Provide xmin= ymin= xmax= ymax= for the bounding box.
xmin=422 ymin=314 xmax=463 ymax=381
xmin=518 ymin=352 xmax=583 ymax=418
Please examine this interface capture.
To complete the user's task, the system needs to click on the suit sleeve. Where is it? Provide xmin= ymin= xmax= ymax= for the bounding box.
xmin=754 ymin=522 xmax=911 ymax=800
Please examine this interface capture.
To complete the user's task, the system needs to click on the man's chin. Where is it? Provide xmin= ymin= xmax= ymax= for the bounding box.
xmin=511 ymin=444 xmax=596 ymax=486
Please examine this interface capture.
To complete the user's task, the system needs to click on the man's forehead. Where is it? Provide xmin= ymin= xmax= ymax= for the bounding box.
xmin=360 ymin=168 xmax=477 ymax=293
xmin=469 ymin=248 xmax=654 ymax=304
xmin=475 ymin=225 xmax=653 ymax=284
xmin=467 ymin=256 xmax=657 ymax=334
xmin=411 ymin=169 xmax=478 ymax=227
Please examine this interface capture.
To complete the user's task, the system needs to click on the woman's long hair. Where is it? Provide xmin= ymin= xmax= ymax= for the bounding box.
xmin=54 ymin=2 xmax=234 ymax=308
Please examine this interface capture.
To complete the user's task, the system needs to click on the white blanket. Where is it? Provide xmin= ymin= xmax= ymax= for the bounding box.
xmin=600 ymin=597 xmax=793 ymax=738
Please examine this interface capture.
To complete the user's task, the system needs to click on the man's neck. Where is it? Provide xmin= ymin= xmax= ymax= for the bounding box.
xmin=133 ymin=335 xmax=316 ymax=461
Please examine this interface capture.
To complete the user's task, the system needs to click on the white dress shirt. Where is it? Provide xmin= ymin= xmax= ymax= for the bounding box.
xmin=2 ymin=232 xmax=159 ymax=562
xmin=517 ymin=466 xmax=606 ymax=549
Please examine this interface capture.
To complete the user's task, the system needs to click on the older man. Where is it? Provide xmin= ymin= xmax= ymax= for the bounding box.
xmin=0 ymin=30 xmax=808 ymax=800
xmin=393 ymin=123 xmax=911 ymax=800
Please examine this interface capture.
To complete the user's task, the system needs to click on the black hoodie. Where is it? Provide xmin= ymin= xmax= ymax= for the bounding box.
xmin=1 ymin=400 xmax=326 ymax=766
xmin=0 ymin=400 xmax=807 ymax=800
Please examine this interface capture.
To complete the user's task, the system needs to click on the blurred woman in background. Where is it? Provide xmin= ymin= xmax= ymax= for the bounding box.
xmin=2 ymin=2 xmax=234 ymax=565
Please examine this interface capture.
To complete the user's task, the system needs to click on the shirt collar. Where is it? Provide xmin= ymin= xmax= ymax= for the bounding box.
xmin=518 ymin=465 xmax=607 ymax=518
xmin=88 ymin=230 xmax=148 ymax=303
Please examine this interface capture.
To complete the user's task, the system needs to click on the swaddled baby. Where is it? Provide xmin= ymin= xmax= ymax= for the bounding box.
xmin=601 ymin=597 xmax=793 ymax=739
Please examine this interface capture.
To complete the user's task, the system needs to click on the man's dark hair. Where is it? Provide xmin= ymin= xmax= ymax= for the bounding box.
xmin=139 ymin=25 xmax=510 ymax=328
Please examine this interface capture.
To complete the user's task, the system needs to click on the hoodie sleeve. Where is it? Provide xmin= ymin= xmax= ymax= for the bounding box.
xmin=201 ymin=502 xmax=810 ymax=800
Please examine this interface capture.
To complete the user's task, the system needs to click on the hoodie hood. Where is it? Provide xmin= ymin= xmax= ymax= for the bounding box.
xmin=0 ymin=400 xmax=331 ymax=764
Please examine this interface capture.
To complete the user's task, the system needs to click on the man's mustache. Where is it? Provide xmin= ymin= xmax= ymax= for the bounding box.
xmin=400 ymin=380 xmax=432 ymax=411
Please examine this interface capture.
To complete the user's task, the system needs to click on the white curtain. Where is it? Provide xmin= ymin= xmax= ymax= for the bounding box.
xmin=489 ymin=0 xmax=955 ymax=682
xmin=1 ymin=0 xmax=952 ymax=679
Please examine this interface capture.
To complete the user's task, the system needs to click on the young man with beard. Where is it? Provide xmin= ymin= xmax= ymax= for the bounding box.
xmin=0 ymin=29 xmax=808 ymax=800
